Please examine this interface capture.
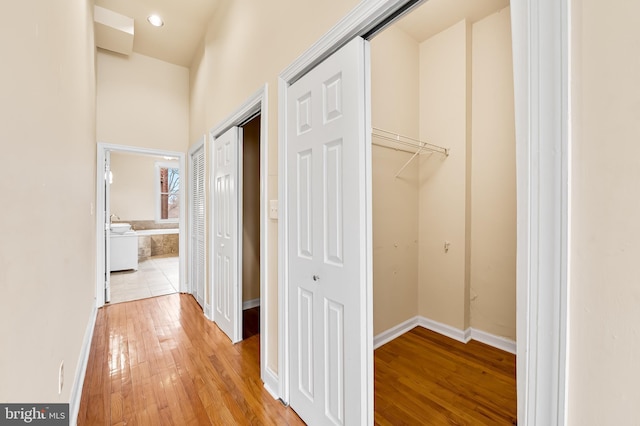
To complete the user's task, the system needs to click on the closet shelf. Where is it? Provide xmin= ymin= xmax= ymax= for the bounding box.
xmin=371 ymin=127 xmax=449 ymax=178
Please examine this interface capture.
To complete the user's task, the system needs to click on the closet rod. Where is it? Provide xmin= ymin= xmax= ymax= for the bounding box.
xmin=371 ymin=127 xmax=449 ymax=156
xmin=371 ymin=137 xmax=418 ymax=154
xmin=371 ymin=127 xmax=449 ymax=178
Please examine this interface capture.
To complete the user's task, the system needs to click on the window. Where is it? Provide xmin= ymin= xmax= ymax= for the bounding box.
xmin=155 ymin=162 xmax=180 ymax=223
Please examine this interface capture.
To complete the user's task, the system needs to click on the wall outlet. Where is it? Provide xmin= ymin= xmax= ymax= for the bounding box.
xmin=58 ymin=361 xmax=64 ymax=395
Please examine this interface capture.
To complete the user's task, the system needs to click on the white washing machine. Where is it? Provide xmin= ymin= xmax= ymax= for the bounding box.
xmin=110 ymin=231 xmax=139 ymax=271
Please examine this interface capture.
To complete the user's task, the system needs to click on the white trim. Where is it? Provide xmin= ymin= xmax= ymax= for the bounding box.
xmin=243 ymin=298 xmax=260 ymax=310
xmin=208 ymin=84 xmax=270 ymax=388
xmin=373 ymin=316 xmax=516 ymax=355
xmin=418 ymin=316 xmax=471 ymax=344
xmin=277 ymin=77 xmax=289 ymax=404
xmin=204 ymin=302 xmax=213 ymax=321
xmin=96 ymin=143 xmax=187 ymax=308
xmin=69 ymin=304 xmax=97 ymax=426
xmin=470 ymin=328 xmax=517 ymax=355
xmin=511 ymin=0 xmax=569 ymax=424
xmin=373 ymin=316 xmax=419 ymax=349
xmin=279 ymin=0 xmax=413 ymax=84
xmin=263 ymin=375 xmax=280 ymax=401
xmin=209 ymin=87 xmax=264 ymax=138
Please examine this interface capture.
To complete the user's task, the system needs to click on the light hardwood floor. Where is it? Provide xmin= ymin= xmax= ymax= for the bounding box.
xmin=78 ymin=294 xmax=516 ymax=425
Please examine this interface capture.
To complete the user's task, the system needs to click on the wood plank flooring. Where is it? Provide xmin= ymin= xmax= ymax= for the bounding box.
xmin=375 ymin=327 xmax=517 ymax=425
xmin=78 ymin=294 xmax=516 ymax=425
xmin=77 ymin=294 xmax=304 ymax=425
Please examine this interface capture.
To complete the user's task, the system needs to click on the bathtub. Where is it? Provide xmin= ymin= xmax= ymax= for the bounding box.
xmin=136 ymin=229 xmax=179 ymax=259
xmin=135 ymin=228 xmax=179 ymax=236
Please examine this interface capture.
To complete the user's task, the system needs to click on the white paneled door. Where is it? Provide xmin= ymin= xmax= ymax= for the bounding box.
xmin=287 ymin=37 xmax=370 ymax=425
xmin=213 ymin=127 xmax=243 ymax=343
xmin=190 ymin=143 xmax=206 ymax=308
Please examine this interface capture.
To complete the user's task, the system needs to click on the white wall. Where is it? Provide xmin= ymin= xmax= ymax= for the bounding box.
xmin=410 ymin=9 xmax=516 ymax=341
xmin=418 ymin=20 xmax=470 ymax=330
xmin=110 ymin=152 xmax=173 ymax=222
xmin=568 ymin=0 xmax=640 ymax=423
xmin=97 ymin=50 xmax=189 ymax=152
xmin=470 ymin=7 xmax=516 ymax=340
xmin=370 ymin=26 xmax=420 ymax=335
xmin=0 ymin=0 xmax=96 ymax=403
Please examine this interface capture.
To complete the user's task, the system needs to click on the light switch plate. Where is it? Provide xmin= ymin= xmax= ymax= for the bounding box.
xmin=269 ymin=200 xmax=278 ymax=220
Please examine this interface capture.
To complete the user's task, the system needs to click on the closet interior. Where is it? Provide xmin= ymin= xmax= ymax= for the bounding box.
xmin=370 ymin=0 xmax=517 ymax=352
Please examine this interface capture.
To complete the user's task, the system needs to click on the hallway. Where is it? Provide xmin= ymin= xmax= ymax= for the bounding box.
xmin=77 ymin=294 xmax=303 ymax=425
xmin=78 ymin=293 xmax=515 ymax=425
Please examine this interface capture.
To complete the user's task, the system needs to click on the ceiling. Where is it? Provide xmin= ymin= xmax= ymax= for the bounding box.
xmin=94 ymin=0 xmax=220 ymax=67
xmin=94 ymin=0 xmax=508 ymax=69
xmin=393 ymin=0 xmax=509 ymax=43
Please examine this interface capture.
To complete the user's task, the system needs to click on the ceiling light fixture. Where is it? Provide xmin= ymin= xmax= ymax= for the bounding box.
xmin=147 ymin=14 xmax=164 ymax=27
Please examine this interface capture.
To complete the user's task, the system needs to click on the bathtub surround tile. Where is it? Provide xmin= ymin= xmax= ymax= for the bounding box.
xmin=138 ymin=234 xmax=179 ymax=260
xmin=150 ymin=235 xmax=164 ymax=256
xmin=138 ymin=236 xmax=151 ymax=260
xmin=124 ymin=220 xmax=179 ymax=231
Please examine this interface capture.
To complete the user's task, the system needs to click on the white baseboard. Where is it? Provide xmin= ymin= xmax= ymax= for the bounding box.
xmin=263 ymin=366 xmax=280 ymax=400
xmin=204 ymin=302 xmax=213 ymax=321
xmin=469 ymin=328 xmax=517 ymax=354
xmin=417 ymin=316 xmax=471 ymax=344
xmin=374 ymin=315 xmax=516 ymax=355
xmin=243 ymin=298 xmax=260 ymax=310
xmin=373 ymin=316 xmax=420 ymax=349
xmin=69 ymin=303 xmax=98 ymax=426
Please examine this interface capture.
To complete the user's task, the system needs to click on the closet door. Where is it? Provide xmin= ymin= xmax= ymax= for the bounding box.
xmin=287 ymin=37 xmax=370 ymax=425
xmin=190 ymin=143 xmax=206 ymax=308
xmin=213 ymin=126 xmax=243 ymax=343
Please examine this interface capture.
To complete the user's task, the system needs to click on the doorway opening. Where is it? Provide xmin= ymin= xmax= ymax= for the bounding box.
xmin=207 ymin=85 xmax=272 ymax=391
xmin=278 ymin=0 xmax=569 ymax=423
xmin=240 ymin=115 xmax=262 ymax=340
xmin=369 ymin=0 xmax=517 ymax=423
xmin=96 ymin=143 xmax=186 ymax=309
xmin=108 ymin=151 xmax=181 ymax=304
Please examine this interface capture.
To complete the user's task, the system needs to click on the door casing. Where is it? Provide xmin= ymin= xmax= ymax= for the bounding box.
xmin=95 ymin=143 xmax=187 ymax=308
xmin=278 ymin=0 xmax=569 ymax=425
xmin=208 ymin=85 xmax=272 ymax=392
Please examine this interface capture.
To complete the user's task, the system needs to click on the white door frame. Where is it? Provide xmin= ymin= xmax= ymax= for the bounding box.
xmin=277 ymin=0 xmax=569 ymax=424
xmin=208 ymin=85 xmax=274 ymax=392
xmin=188 ymin=136 xmax=207 ymax=313
xmin=95 ymin=143 xmax=187 ymax=308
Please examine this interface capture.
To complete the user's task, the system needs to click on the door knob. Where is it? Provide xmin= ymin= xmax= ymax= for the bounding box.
xmin=312 ymin=275 xmax=320 ymax=281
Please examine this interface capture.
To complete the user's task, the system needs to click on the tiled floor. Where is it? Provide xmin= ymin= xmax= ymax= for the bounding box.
xmin=109 ymin=254 xmax=179 ymax=304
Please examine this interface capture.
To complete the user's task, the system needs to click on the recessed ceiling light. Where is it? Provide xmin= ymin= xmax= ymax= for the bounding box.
xmin=147 ymin=14 xmax=164 ymax=27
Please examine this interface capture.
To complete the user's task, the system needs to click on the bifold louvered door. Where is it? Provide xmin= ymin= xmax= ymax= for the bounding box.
xmin=190 ymin=143 xmax=206 ymax=308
